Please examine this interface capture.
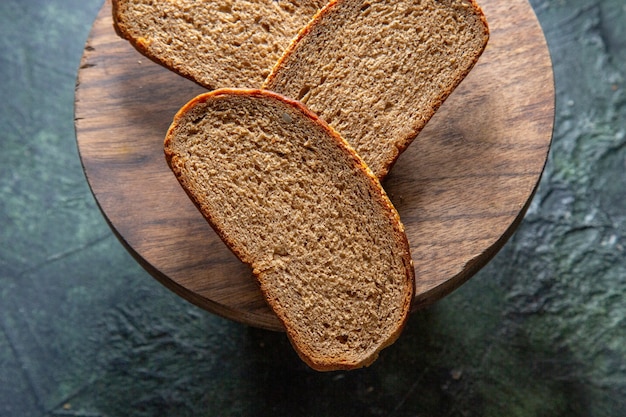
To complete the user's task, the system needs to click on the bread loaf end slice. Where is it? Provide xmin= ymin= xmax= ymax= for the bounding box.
xmin=264 ymin=0 xmax=489 ymax=179
xmin=112 ymin=0 xmax=326 ymax=89
xmin=164 ymin=88 xmax=414 ymax=370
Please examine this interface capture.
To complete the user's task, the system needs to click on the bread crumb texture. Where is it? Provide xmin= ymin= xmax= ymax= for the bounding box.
xmin=165 ymin=89 xmax=414 ymax=370
xmin=112 ymin=0 xmax=326 ymax=89
xmin=265 ymin=0 xmax=489 ymax=178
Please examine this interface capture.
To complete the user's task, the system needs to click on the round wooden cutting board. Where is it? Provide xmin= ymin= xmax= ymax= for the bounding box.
xmin=75 ymin=0 xmax=554 ymax=331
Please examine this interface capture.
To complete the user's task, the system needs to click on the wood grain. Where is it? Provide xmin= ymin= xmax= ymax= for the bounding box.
xmin=75 ymin=0 xmax=554 ymax=331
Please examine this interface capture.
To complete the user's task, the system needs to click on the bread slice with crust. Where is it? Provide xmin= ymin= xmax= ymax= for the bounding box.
xmin=264 ymin=0 xmax=489 ymax=179
xmin=111 ymin=0 xmax=327 ymax=90
xmin=164 ymin=88 xmax=414 ymax=370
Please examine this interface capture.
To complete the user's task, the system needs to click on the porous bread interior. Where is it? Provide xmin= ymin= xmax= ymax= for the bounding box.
xmin=166 ymin=92 xmax=412 ymax=368
xmin=264 ymin=0 xmax=488 ymax=178
xmin=113 ymin=0 xmax=326 ymax=89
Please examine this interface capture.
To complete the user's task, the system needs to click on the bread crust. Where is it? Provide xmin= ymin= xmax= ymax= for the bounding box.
xmin=111 ymin=0 xmax=212 ymax=88
xmin=111 ymin=1 xmax=165 ymax=79
xmin=263 ymin=0 xmax=490 ymax=179
xmin=165 ymin=88 xmax=414 ymax=371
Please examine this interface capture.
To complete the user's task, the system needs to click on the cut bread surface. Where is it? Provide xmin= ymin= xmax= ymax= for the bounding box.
xmin=164 ymin=88 xmax=414 ymax=370
xmin=264 ymin=0 xmax=489 ymax=179
xmin=112 ymin=0 xmax=326 ymax=89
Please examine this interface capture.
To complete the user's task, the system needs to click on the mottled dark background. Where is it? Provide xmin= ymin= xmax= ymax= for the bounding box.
xmin=1 ymin=0 xmax=624 ymax=416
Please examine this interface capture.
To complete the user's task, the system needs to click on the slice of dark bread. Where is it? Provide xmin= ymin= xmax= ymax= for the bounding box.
xmin=164 ymin=88 xmax=414 ymax=370
xmin=264 ymin=0 xmax=489 ymax=179
xmin=111 ymin=0 xmax=327 ymax=90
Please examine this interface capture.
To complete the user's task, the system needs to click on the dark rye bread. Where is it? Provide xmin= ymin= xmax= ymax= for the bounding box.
xmin=264 ymin=0 xmax=489 ymax=179
xmin=164 ymin=88 xmax=414 ymax=370
xmin=111 ymin=0 xmax=326 ymax=89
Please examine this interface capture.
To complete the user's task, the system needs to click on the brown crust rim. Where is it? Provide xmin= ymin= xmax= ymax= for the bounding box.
xmin=111 ymin=0 xmax=217 ymax=90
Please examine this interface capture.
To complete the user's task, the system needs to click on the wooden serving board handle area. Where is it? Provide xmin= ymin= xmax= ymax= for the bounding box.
xmin=75 ymin=0 xmax=554 ymax=331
